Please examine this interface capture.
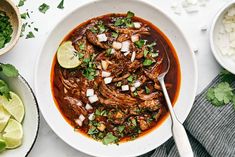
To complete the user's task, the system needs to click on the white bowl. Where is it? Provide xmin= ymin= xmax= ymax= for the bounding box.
xmin=210 ymin=1 xmax=235 ymax=74
xmin=0 ymin=74 xmax=39 ymax=157
xmin=34 ymin=0 xmax=198 ymax=156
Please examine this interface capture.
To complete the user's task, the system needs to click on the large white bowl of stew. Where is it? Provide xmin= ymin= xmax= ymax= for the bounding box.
xmin=34 ymin=0 xmax=197 ymax=156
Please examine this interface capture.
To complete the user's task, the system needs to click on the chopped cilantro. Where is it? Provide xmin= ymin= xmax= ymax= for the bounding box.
xmin=34 ymin=28 xmax=39 ymax=32
xmin=127 ymin=11 xmax=135 ymax=18
xmin=39 ymin=3 xmax=50 ymax=14
xmin=134 ymin=40 xmax=145 ymax=48
xmin=102 ymin=132 xmax=118 ymax=145
xmin=88 ymin=126 xmax=99 ymax=135
xmin=143 ymin=59 xmax=153 ymax=66
xmin=0 ymin=11 xmax=13 ymax=49
xmin=127 ymin=75 xmax=133 ymax=82
xmin=20 ymin=23 xmax=27 ymax=37
xmin=97 ymin=22 xmax=106 ymax=33
xmin=206 ymin=82 xmax=234 ymax=107
xmin=57 ymin=0 xmax=64 ymax=9
xmin=112 ymin=32 xmax=118 ymax=38
xmin=26 ymin=31 xmax=35 ymax=39
xmin=143 ymin=49 xmax=149 ymax=57
xmin=145 ymin=86 xmax=150 ymax=94
xmin=79 ymin=43 xmax=85 ymax=50
xmin=106 ymin=48 xmax=112 ymax=56
xmin=21 ymin=12 xmax=30 ymax=19
xmin=117 ymin=125 xmax=125 ymax=133
xmin=0 ymin=63 xmax=19 ymax=77
xmin=133 ymin=91 xmax=138 ymax=96
xmin=18 ymin=0 xmax=26 ymax=7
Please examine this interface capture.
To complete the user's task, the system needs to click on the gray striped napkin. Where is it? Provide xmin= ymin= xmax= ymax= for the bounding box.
xmin=140 ymin=75 xmax=235 ymax=157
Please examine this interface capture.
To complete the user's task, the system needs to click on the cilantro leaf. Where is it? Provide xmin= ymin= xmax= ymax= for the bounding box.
xmin=0 ymin=64 xmax=19 ymax=77
xmin=0 ymin=80 xmax=10 ymax=99
xmin=18 ymin=0 xmax=26 ymax=7
xmin=214 ymin=82 xmax=233 ymax=103
xmin=134 ymin=40 xmax=145 ymax=48
xmin=26 ymin=31 xmax=35 ymax=39
xmin=143 ymin=59 xmax=153 ymax=66
xmin=102 ymin=132 xmax=118 ymax=145
xmin=57 ymin=0 xmax=64 ymax=9
xmin=39 ymin=3 xmax=50 ymax=14
xmin=127 ymin=11 xmax=135 ymax=18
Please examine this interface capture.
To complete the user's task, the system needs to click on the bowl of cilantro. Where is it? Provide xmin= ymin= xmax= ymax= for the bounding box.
xmin=0 ymin=0 xmax=22 ymax=55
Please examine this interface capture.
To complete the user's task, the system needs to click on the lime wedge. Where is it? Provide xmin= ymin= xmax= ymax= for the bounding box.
xmin=0 ymin=139 xmax=6 ymax=152
xmin=0 ymin=92 xmax=25 ymax=123
xmin=57 ymin=41 xmax=82 ymax=69
xmin=0 ymin=105 xmax=10 ymax=132
xmin=3 ymin=119 xmax=23 ymax=149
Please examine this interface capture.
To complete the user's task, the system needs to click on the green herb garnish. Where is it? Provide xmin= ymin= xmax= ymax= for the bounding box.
xmin=97 ymin=22 xmax=106 ymax=33
xmin=206 ymin=82 xmax=234 ymax=107
xmin=143 ymin=59 xmax=153 ymax=66
xmin=145 ymin=86 xmax=150 ymax=94
xmin=26 ymin=31 xmax=35 ymax=39
xmin=0 ymin=11 xmax=13 ymax=49
xmin=127 ymin=11 xmax=134 ymax=18
xmin=102 ymin=132 xmax=118 ymax=145
xmin=20 ymin=12 xmax=30 ymax=19
xmin=34 ymin=28 xmax=39 ymax=32
xmin=134 ymin=40 xmax=145 ymax=48
xmin=127 ymin=75 xmax=133 ymax=82
xmin=112 ymin=32 xmax=118 ymax=38
xmin=117 ymin=125 xmax=125 ymax=133
xmin=57 ymin=0 xmax=64 ymax=9
xmin=114 ymin=11 xmax=135 ymax=28
xmin=88 ymin=126 xmax=99 ymax=135
xmin=18 ymin=0 xmax=26 ymax=7
xmin=143 ymin=50 xmax=149 ymax=57
xmin=79 ymin=43 xmax=85 ymax=50
xmin=20 ymin=23 xmax=27 ymax=37
xmin=39 ymin=3 xmax=50 ymax=14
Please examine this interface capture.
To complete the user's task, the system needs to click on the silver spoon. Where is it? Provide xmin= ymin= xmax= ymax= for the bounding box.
xmin=157 ymin=52 xmax=194 ymax=157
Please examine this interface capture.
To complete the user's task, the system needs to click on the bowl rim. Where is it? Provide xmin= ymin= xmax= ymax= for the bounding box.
xmin=210 ymin=1 xmax=235 ymax=74
xmin=17 ymin=75 xmax=40 ymax=157
xmin=0 ymin=0 xmax=22 ymax=56
xmin=34 ymin=0 xmax=198 ymax=156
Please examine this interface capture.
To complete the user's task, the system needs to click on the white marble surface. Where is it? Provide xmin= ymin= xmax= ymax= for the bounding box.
xmin=0 ymin=0 xmax=231 ymax=156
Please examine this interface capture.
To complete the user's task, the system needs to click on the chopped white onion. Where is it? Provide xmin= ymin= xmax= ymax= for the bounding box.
xmin=124 ymin=51 xmax=130 ymax=56
xmin=86 ymin=89 xmax=94 ymax=97
xmin=104 ymin=77 xmax=113 ymax=84
xmin=76 ymin=101 xmax=82 ymax=107
xmin=131 ymin=35 xmax=139 ymax=42
xmin=130 ymin=86 xmax=136 ymax=92
xmin=131 ymin=51 xmax=136 ymax=62
xmin=88 ymin=113 xmax=95 ymax=120
xmin=75 ymin=119 xmax=83 ymax=126
xmin=112 ymin=41 xmax=122 ymax=50
xmin=134 ymin=80 xmax=141 ymax=88
xmin=110 ymin=48 xmax=116 ymax=54
xmin=79 ymin=114 xmax=85 ymax=122
xmin=121 ymin=41 xmax=130 ymax=52
xmin=133 ymin=22 xmax=141 ymax=29
xmin=121 ymin=85 xmax=129 ymax=91
xmin=101 ymin=60 xmax=109 ymax=70
xmin=89 ymin=94 xmax=99 ymax=103
xmin=102 ymin=71 xmax=111 ymax=77
xmin=97 ymin=34 xmax=107 ymax=42
xmin=85 ymin=103 xmax=93 ymax=110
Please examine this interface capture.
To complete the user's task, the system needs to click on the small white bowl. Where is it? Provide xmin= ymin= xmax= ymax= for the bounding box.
xmin=0 ymin=74 xmax=40 ymax=157
xmin=210 ymin=1 xmax=235 ymax=74
xmin=0 ymin=0 xmax=22 ymax=55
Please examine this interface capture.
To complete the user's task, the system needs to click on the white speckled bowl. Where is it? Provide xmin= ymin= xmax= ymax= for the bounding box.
xmin=0 ymin=0 xmax=22 ymax=55
xmin=0 ymin=74 xmax=40 ymax=157
xmin=210 ymin=1 xmax=235 ymax=74
xmin=35 ymin=0 xmax=198 ymax=156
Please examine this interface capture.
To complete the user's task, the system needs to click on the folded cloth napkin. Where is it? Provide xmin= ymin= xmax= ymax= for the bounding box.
xmin=140 ymin=75 xmax=235 ymax=157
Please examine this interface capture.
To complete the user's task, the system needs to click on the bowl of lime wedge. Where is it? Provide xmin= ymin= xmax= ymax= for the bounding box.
xmin=0 ymin=63 xmax=39 ymax=157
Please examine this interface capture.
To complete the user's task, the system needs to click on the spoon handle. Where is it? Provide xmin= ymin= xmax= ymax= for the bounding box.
xmin=158 ymin=78 xmax=194 ymax=157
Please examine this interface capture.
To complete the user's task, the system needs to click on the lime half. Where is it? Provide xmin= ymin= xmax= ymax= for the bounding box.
xmin=0 ymin=92 xmax=25 ymax=123
xmin=0 ymin=105 xmax=11 ymax=132
xmin=57 ymin=41 xmax=82 ymax=69
xmin=0 ymin=139 xmax=6 ymax=152
xmin=3 ymin=119 xmax=23 ymax=149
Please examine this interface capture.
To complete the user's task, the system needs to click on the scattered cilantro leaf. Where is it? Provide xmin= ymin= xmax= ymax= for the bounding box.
xmin=79 ymin=43 xmax=85 ymax=50
xmin=112 ymin=32 xmax=118 ymax=38
xmin=39 ymin=3 xmax=50 ymax=14
xmin=21 ymin=12 xmax=30 ymax=19
xmin=143 ymin=50 xmax=149 ymax=57
xmin=34 ymin=28 xmax=38 ymax=32
xmin=127 ymin=11 xmax=135 ymax=18
xmin=0 ymin=64 xmax=19 ymax=77
xmin=57 ymin=0 xmax=64 ymax=9
xmin=127 ymin=75 xmax=133 ymax=82
xmin=26 ymin=31 xmax=35 ymax=39
xmin=88 ymin=126 xmax=99 ymax=135
xmin=145 ymin=86 xmax=150 ymax=94
xmin=102 ymin=132 xmax=118 ymax=145
xmin=143 ymin=59 xmax=153 ymax=66
xmin=0 ymin=80 xmax=10 ymax=100
xmin=134 ymin=40 xmax=145 ymax=48
xmin=117 ymin=125 xmax=125 ymax=133
xmin=18 ymin=0 xmax=26 ymax=7
xmin=220 ymin=69 xmax=235 ymax=83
